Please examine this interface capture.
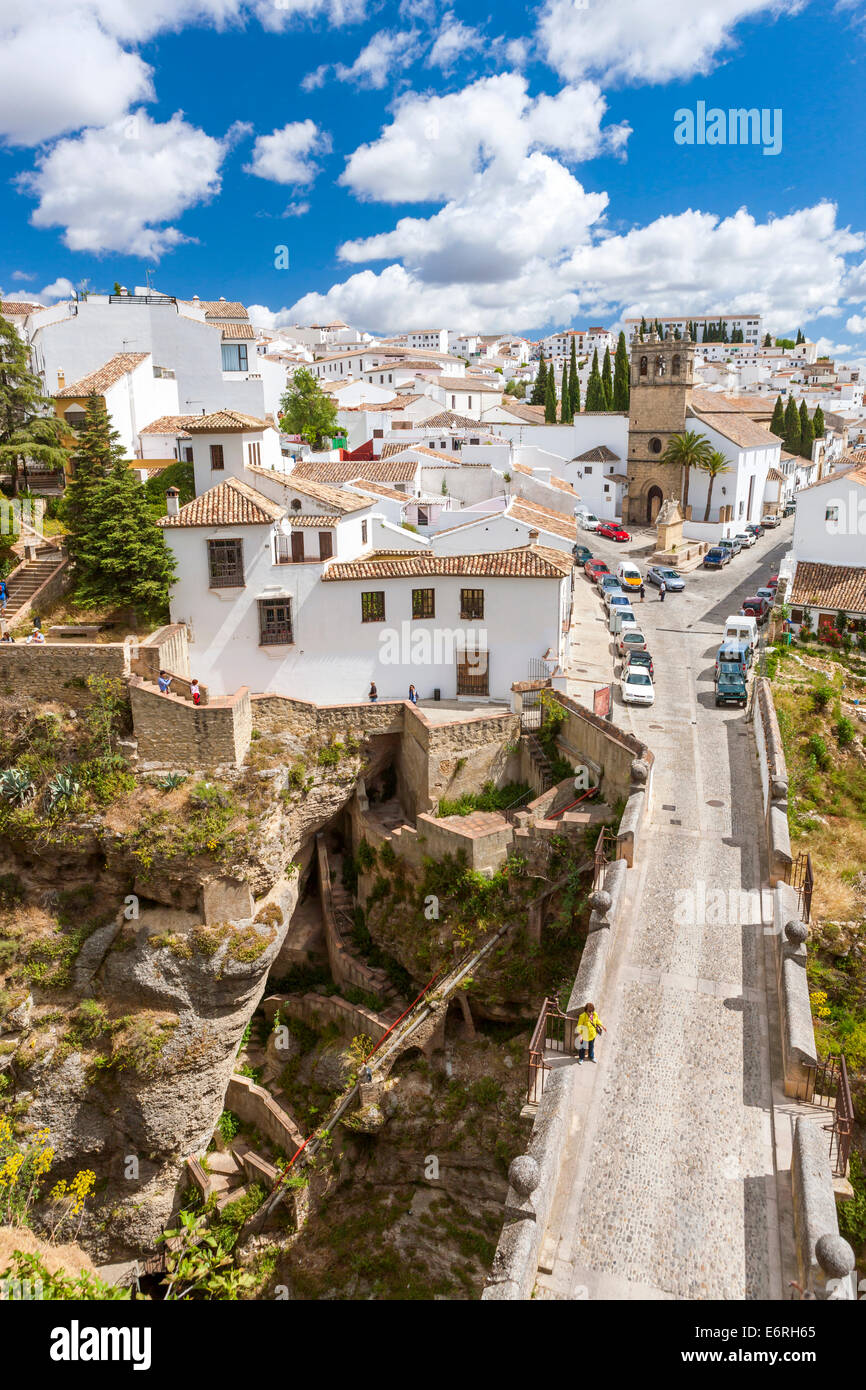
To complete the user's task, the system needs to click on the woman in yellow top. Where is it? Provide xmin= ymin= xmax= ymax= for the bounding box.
xmin=577 ymin=1001 xmax=605 ymax=1063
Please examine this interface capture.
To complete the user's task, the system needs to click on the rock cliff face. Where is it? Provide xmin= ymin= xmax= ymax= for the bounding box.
xmin=0 ymin=716 xmax=391 ymax=1262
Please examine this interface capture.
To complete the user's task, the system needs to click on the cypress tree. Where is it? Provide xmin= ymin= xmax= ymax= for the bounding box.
xmin=769 ymin=394 xmax=785 ymax=439
xmin=613 ymin=330 xmax=630 ymax=411
xmin=783 ymin=396 xmax=801 ymax=454
xmin=796 ymin=328 xmax=805 ymax=345
xmin=544 ymin=367 xmax=557 ymax=423
xmin=812 ymin=404 xmax=825 ymax=439
xmin=65 ymin=394 xmax=176 ymax=619
xmin=799 ymin=409 xmax=814 ymax=460
xmin=639 ymin=315 xmax=647 ymax=340
xmin=559 ymin=365 xmax=572 ymax=423
xmin=531 ymin=356 xmax=547 ymax=406
xmin=585 ymin=350 xmax=605 ymax=412
xmin=569 ymin=337 xmax=579 ymax=416
xmin=601 ymin=346 xmax=613 ymax=410
xmin=764 ymin=332 xmax=772 ymax=347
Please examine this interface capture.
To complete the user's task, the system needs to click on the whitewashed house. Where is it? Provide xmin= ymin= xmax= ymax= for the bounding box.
xmin=54 ymin=352 xmax=180 ymax=459
xmin=778 ymin=465 xmax=866 ymax=635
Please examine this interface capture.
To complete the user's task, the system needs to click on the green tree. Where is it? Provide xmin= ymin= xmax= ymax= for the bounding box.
xmin=769 ymin=394 xmax=785 ymax=439
xmin=783 ymin=396 xmax=801 ymax=454
xmin=639 ymin=315 xmax=647 ymax=339
xmin=504 ymin=379 xmax=526 ymax=399
xmin=699 ymin=449 xmax=731 ymax=522
xmin=661 ymin=430 xmax=712 ymax=517
xmin=764 ymin=332 xmax=772 ymax=347
xmin=64 ymin=395 xmax=176 ymax=620
xmin=796 ymin=328 xmax=805 ymax=345
xmin=559 ymin=365 xmax=572 ymax=423
xmin=278 ymin=368 xmax=338 ymax=447
xmin=530 ymin=356 xmax=547 ymax=406
xmin=812 ymin=404 xmax=825 ymax=439
xmin=144 ymin=459 xmax=195 ymax=510
xmin=612 ymin=331 xmax=629 ymax=411
xmin=584 ymin=350 xmax=605 ymax=411
xmin=799 ymin=400 xmax=814 ymax=459
xmin=0 ymin=313 xmax=68 ymax=494
xmin=544 ymin=366 xmax=558 ymax=423
xmin=569 ymin=337 xmax=579 ymax=416
xmin=601 ymin=346 xmax=613 ymax=410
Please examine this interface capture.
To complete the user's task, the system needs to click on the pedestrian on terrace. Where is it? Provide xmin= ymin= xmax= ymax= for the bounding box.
xmin=576 ymin=1002 xmax=605 ymax=1063
xmin=369 ymin=682 xmax=378 ymax=703
xmin=157 ymin=669 xmax=172 ymax=694
xmin=659 ymin=579 xmax=667 ymax=603
xmin=190 ymin=678 xmax=201 ymax=706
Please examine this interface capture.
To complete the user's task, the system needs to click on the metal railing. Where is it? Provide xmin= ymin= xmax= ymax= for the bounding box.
xmin=797 ymin=1054 xmax=854 ymax=1177
xmin=786 ymin=851 xmax=814 ymax=923
xmin=527 ymin=996 xmax=576 ymax=1103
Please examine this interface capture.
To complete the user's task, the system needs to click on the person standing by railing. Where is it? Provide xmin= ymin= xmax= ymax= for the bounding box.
xmin=576 ymin=1001 xmax=605 ymax=1063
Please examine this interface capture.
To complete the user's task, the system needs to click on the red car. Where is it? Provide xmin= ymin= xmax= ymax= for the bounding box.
xmin=596 ymin=523 xmax=631 ymax=542
xmin=767 ymin=575 xmax=779 ymax=591
xmin=741 ymin=595 xmax=772 ymax=623
xmin=585 ymin=559 xmax=610 ymax=582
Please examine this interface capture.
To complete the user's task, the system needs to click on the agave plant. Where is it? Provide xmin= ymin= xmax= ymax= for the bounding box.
xmin=0 ymin=767 xmax=36 ymax=805
xmin=44 ymin=772 xmax=81 ymax=811
xmin=157 ymin=772 xmax=187 ymax=791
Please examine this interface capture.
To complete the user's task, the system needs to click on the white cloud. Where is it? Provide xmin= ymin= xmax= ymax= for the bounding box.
xmin=537 ymin=0 xmax=807 ymax=86
xmin=334 ymin=30 xmax=423 ymax=88
xmin=18 ymin=110 xmax=227 ymax=259
xmin=427 ymin=12 xmax=485 ymax=71
xmin=0 ymin=0 xmax=367 ymax=146
xmin=283 ymin=200 xmax=311 ymax=218
xmin=11 ymin=271 xmax=36 ymax=282
xmin=38 ymin=277 xmax=77 ymax=303
xmin=245 ymin=121 xmax=331 ymax=186
xmin=340 ymin=73 xmax=629 ymax=204
xmin=845 ymin=315 xmax=866 ymax=334
xmin=301 ymin=64 xmax=330 ymax=91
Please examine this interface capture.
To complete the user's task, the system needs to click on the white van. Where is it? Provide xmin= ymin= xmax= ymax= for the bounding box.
xmin=724 ymin=614 xmax=758 ymax=651
xmin=580 ymin=512 xmax=600 ymax=532
xmin=616 ymin=561 xmax=642 ymax=591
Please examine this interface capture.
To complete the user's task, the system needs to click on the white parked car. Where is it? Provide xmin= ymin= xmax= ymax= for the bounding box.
xmin=580 ymin=513 xmax=600 ymax=531
xmin=621 ymin=667 xmax=655 ymax=706
xmin=735 ymin=532 xmax=756 ymax=548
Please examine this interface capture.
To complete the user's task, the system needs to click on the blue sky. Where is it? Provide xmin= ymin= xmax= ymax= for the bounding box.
xmin=2 ymin=0 xmax=866 ymax=350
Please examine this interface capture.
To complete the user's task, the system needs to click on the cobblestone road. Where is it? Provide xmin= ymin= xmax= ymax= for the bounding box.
xmin=535 ymin=524 xmax=793 ymax=1301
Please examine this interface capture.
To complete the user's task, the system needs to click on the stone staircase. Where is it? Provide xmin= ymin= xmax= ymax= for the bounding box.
xmin=4 ymin=543 xmax=65 ymax=619
xmin=524 ymin=733 xmax=554 ymax=791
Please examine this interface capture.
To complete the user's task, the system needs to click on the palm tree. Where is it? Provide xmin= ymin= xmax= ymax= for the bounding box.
xmin=661 ymin=430 xmax=712 ymax=517
xmin=700 ymin=450 xmax=731 ymax=522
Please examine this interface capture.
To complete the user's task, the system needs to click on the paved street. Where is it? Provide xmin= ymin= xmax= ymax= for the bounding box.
xmin=537 ymin=520 xmax=795 ymax=1301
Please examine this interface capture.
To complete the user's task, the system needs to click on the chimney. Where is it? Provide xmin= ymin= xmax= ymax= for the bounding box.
xmin=57 ymin=369 xmax=65 ymax=390
xmin=527 ymin=528 xmax=539 ymax=544
xmin=165 ymin=487 xmax=180 ymax=518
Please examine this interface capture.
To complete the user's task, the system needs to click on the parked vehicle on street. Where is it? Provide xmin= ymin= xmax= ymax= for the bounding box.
xmin=767 ymin=574 xmax=779 ymax=591
xmin=621 ymin=667 xmax=655 ymax=705
xmin=745 ymin=522 xmax=765 ymax=538
xmin=783 ymin=501 xmax=796 ymax=517
xmin=609 ymin=601 xmax=635 ymax=633
xmin=741 ymin=595 xmax=772 ymax=624
xmin=718 ymin=537 xmax=742 ymax=557
xmin=617 ymin=628 xmax=648 ymax=657
xmin=754 ymin=586 xmax=776 ymax=603
xmin=585 ymin=559 xmax=610 ymax=582
xmin=735 ymin=531 xmax=756 ymax=548
xmin=616 ymin=561 xmax=643 ymax=590
xmin=724 ymin=614 xmax=759 ymax=651
xmin=715 ymin=641 xmax=750 ymax=675
xmin=573 ymin=544 xmax=594 ymax=564
xmin=580 ymin=513 xmax=601 ymax=531
xmin=623 ymin=649 xmax=654 ymax=680
xmin=703 ymin=547 xmax=730 ymax=569
xmin=760 ymin=514 xmax=781 ymax=528
xmin=646 ymin=565 xmax=685 ymax=591
xmin=715 ymin=669 xmax=748 ymax=707
xmin=596 ymin=522 xmax=631 ymax=541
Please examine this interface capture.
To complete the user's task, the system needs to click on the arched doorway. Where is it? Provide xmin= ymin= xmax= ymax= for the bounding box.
xmin=646 ymin=486 xmax=663 ymax=524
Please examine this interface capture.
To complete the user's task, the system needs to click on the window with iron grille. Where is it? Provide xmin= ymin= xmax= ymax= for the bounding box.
xmin=460 ymin=588 xmax=484 ymax=620
xmin=457 ymin=648 xmax=489 ymax=696
xmin=412 ymin=587 xmax=435 ymax=619
xmin=207 ymin=538 xmax=244 ymax=587
xmin=210 ymin=444 xmax=224 ymax=470
xmin=258 ymin=599 xmax=293 ymax=645
xmin=362 ymin=591 xmax=385 ymax=623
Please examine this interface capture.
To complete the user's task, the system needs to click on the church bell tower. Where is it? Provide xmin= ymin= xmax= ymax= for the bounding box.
xmin=625 ymin=327 xmax=696 ymax=526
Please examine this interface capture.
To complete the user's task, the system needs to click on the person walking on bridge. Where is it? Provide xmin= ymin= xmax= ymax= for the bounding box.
xmin=576 ymin=1001 xmax=605 ymax=1063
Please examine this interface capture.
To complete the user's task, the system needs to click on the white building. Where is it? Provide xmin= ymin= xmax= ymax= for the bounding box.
xmin=54 ymin=352 xmax=179 ymax=458
xmin=778 ymin=464 xmax=866 ymax=633
xmin=624 ymin=313 xmax=763 ymax=345
xmin=682 ymin=391 xmax=778 ymax=530
xmin=406 ymin=329 xmax=449 ymax=354
xmin=539 ymin=327 xmax=614 ymax=360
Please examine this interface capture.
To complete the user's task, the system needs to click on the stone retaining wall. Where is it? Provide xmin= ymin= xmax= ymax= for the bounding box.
xmin=772 ymin=882 xmax=819 ymax=1097
xmin=261 ymin=990 xmax=392 ymax=1044
xmin=225 ymin=1073 xmax=306 ymax=1154
xmin=316 ymin=834 xmax=391 ymax=998
xmin=129 ymin=677 xmax=252 ymax=769
xmin=549 ymin=690 xmax=654 ymax=807
xmin=0 ymin=640 xmax=128 ymax=706
xmin=752 ymin=678 xmax=793 ymax=885
xmin=792 ymin=1116 xmax=855 ymax=1297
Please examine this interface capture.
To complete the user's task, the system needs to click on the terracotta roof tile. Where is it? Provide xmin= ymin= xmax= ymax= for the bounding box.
xmin=159 ymin=477 xmax=283 ymax=528
xmin=347 ymin=478 xmax=409 ymax=502
xmin=512 ymin=463 xmax=578 ymax=494
xmin=436 ymin=376 xmax=502 ymax=392
xmin=184 ymin=300 xmax=249 ymax=319
xmin=507 ymin=498 xmax=577 ymax=541
xmin=246 ymin=464 xmax=371 ymax=513
xmin=688 ymin=406 xmax=780 ymax=449
xmin=56 ymin=352 xmax=149 ymax=397
xmin=1 ymin=300 xmax=42 ymax=317
xmin=795 ymin=464 xmax=863 ymax=493
xmin=185 ymin=410 xmax=268 ymax=432
xmin=285 ymin=514 xmax=340 ymax=527
xmin=790 ymin=562 xmax=866 ymax=614
xmin=219 ymin=323 xmax=255 ymax=340
xmin=322 ymin=545 xmax=572 ymax=582
xmin=289 ymin=456 xmax=418 ymax=484
xmin=419 ymin=410 xmax=490 ymax=430
xmin=138 ymin=414 xmax=201 ymax=437
xmin=573 ymin=445 xmax=619 ymax=462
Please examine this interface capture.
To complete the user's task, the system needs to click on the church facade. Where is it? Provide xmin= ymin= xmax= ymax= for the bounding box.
xmin=625 ymin=328 xmax=697 ymax=527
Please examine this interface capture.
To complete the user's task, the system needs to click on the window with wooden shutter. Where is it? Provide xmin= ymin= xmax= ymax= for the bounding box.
xmin=318 ymin=531 xmax=333 ymax=560
xmin=210 ymin=444 xmax=224 ymax=470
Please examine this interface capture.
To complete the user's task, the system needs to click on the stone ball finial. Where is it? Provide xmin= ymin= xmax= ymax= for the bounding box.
xmin=509 ymin=1154 xmax=540 ymax=1198
xmin=815 ymin=1233 xmax=856 ymax=1280
xmin=630 ymin=758 xmax=649 ymax=786
xmin=771 ymin=775 xmax=789 ymax=802
xmin=785 ymin=918 xmax=808 ymax=948
xmin=589 ymin=889 xmax=612 ymax=917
